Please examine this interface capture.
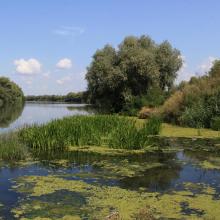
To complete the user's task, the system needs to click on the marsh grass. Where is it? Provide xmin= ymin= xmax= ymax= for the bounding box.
xmin=0 ymin=133 xmax=27 ymax=161
xmin=19 ymin=115 xmax=161 ymax=151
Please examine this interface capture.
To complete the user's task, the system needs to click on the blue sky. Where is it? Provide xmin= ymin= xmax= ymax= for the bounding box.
xmin=0 ymin=0 xmax=219 ymax=95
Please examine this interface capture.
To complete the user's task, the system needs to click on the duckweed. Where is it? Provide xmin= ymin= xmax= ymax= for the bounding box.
xmin=199 ymin=157 xmax=220 ymax=170
xmin=12 ymin=175 xmax=220 ymax=220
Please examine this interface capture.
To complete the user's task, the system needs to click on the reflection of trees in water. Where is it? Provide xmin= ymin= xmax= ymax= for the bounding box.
xmin=119 ymin=162 xmax=182 ymax=191
xmin=184 ymin=149 xmax=220 ymax=162
xmin=119 ymin=152 xmax=182 ymax=191
xmin=32 ymin=149 xmax=182 ymax=191
xmin=32 ymin=149 xmax=154 ymax=166
xmin=0 ymin=101 xmax=24 ymax=128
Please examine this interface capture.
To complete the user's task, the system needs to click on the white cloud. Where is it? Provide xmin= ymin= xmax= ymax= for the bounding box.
xmin=42 ymin=71 xmax=51 ymax=79
xmin=176 ymin=56 xmax=219 ymax=84
xmin=53 ymin=26 xmax=85 ymax=37
xmin=196 ymin=56 xmax=217 ymax=76
xmin=56 ymin=76 xmax=72 ymax=85
xmin=56 ymin=58 xmax=72 ymax=69
xmin=176 ymin=56 xmax=194 ymax=83
xmin=14 ymin=58 xmax=41 ymax=75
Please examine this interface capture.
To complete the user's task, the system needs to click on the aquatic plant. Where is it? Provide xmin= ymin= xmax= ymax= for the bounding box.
xmin=0 ymin=133 xmax=28 ymax=161
xmin=12 ymin=175 xmax=220 ymax=219
xmin=19 ymin=115 xmax=161 ymax=151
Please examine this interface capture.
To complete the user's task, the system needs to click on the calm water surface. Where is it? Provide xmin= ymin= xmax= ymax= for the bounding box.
xmin=0 ymin=150 xmax=220 ymax=219
xmin=0 ymin=102 xmax=93 ymax=133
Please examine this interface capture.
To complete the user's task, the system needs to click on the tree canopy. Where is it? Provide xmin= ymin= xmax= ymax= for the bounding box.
xmin=0 ymin=77 xmax=24 ymax=107
xmin=86 ymin=35 xmax=182 ymax=112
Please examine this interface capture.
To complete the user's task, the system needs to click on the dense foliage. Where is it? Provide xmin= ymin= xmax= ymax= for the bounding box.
xmin=0 ymin=77 xmax=24 ymax=107
xmin=86 ymin=35 xmax=182 ymax=113
xmin=162 ymin=60 xmax=220 ymax=130
xmin=25 ymin=91 xmax=87 ymax=103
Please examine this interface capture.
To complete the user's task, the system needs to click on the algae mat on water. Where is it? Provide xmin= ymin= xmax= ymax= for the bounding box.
xmin=11 ymin=175 xmax=220 ymax=220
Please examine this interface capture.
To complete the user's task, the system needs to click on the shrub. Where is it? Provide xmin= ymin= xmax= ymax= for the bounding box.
xmin=211 ymin=117 xmax=220 ymax=131
xmin=138 ymin=107 xmax=156 ymax=119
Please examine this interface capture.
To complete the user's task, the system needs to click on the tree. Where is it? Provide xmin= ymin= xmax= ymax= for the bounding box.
xmin=0 ymin=77 xmax=24 ymax=106
xmin=86 ymin=45 xmax=126 ymax=111
xmin=156 ymin=41 xmax=182 ymax=91
xmin=86 ymin=35 xmax=182 ymax=112
xmin=209 ymin=60 xmax=220 ymax=77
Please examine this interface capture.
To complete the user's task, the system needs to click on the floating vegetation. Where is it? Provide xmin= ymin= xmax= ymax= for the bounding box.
xmin=11 ymin=174 xmax=220 ymax=220
xmin=68 ymin=146 xmax=148 ymax=156
xmin=200 ymin=158 xmax=220 ymax=170
xmin=92 ymin=159 xmax=163 ymax=178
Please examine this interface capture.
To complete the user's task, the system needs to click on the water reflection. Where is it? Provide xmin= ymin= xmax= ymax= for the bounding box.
xmin=1 ymin=149 xmax=220 ymax=219
xmin=0 ymin=102 xmax=24 ymax=128
xmin=0 ymin=102 xmax=94 ymax=133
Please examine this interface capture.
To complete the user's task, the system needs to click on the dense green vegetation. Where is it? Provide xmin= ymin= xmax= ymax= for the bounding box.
xmin=162 ymin=60 xmax=220 ymax=130
xmin=0 ymin=133 xmax=27 ymax=160
xmin=0 ymin=115 xmax=161 ymax=161
xmin=26 ymin=91 xmax=88 ymax=103
xmin=19 ymin=115 xmax=161 ymax=151
xmin=86 ymin=35 xmax=182 ymax=113
xmin=0 ymin=77 xmax=24 ymax=107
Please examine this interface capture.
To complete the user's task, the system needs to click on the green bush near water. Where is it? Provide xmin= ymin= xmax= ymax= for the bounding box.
xmin=19 ymin=115 xmax=161 ymax=151
xmin=211 ymin=117 xmax=220 ymax=131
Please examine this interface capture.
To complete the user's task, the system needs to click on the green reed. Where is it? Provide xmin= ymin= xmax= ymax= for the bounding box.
xmin=0 ymin=133 xmax=28 ymax=161
xmin=19 ymin=115 xmax=161 ymax=151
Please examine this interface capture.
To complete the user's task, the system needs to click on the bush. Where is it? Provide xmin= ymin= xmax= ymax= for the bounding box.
xmin=138 ymin=107 xmax=156 ymax=119
xmin=179 ymin=101 xmax=209 ymax=128
xmin=161 ymin=60 xmax=220 ymax=128
xmin=211 ymin=117 xmax=220 ymax=131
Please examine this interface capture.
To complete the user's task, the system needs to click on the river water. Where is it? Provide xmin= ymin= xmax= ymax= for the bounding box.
xmin=0 ymin=102 xmax=220 ymax=219
xmin=0 ymin=102 xmax=93 ymax=133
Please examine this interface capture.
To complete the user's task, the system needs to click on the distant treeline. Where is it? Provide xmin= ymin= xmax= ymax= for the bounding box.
xmin=25 ymin=92 xmax=88 ymax=103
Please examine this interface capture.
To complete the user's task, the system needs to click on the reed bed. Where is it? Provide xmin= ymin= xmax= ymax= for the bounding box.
xmin=0 ymin=133 xmax=28 ymax=161
xmin=19 ymin=115 xmax=161 ymax=151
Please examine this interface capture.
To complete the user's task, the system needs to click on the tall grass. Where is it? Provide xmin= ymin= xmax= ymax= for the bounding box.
xmin=0 ymin=133 xmax=28 ymax=161
xmin=19 ymin=115 xmax=161 ymax=151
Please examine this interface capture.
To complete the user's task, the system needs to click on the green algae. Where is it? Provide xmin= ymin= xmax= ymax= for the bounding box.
xmin=92 ymin=159 xmax=163 ymax=177
xmin=199 ymin=157 xmax=220 ymax=170
xmin=20 ymin=216 xmax=81 ymax=220
xmin=12 ymin=175 xmax=220 ymax=220
xmin=68 ymin=145 xmax=177 ymax=157
xmin=12 ymin=193 xmax=86 ymax=220
xmin=68 ymin=146 xmax=148 ymax=156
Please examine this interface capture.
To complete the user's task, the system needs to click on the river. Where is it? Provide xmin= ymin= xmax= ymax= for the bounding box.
xmin=0 ymin=102 xmax=93 ymax=133
xmin=0 ymin=102 xmax=220 ymax=219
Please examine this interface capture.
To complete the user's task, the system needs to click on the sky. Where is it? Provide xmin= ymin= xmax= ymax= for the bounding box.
xmin=0 ymin=0 xmax=220 ymax=95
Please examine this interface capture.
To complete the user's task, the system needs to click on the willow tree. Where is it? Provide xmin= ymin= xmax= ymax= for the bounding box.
xmin=86 ymin=35 xmax=182 ymax=112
